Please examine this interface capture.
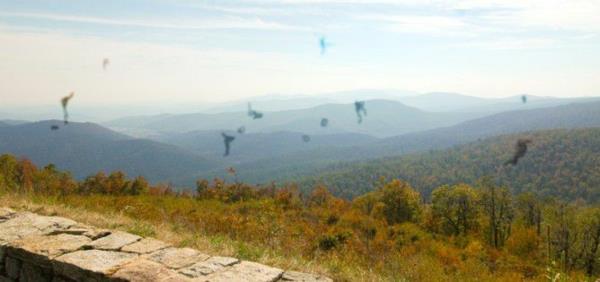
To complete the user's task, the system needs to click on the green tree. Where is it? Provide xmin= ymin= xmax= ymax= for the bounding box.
xmin=574 ymin=207 xmax=600 ymax=276
xmin=516 ymin=192 xmax=542 ymax=235
xmin=379 ymin=179 xmax=421 ymax=225
xmin=547 ymin=201 xmax=578 ymax=270
xmin=478 ymin=177 xmax=514 ymax=248
xmin=129 ymin=176 xmax=149 ymax=195
xmin=431 ymin=184 xmax=478 ymax=235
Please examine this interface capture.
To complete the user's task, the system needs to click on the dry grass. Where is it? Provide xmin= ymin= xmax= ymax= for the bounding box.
xmin=0 ymin=193 xmax=341 ymax=280
xmin=0 ymin=192 xmax=572 ymax=282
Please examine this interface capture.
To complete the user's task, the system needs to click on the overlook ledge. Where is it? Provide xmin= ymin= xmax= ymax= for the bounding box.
xmin=0 ymin=207 xmax=331 ymax=282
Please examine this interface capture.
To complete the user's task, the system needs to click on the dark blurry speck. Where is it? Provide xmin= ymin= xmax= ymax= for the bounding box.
xmin=221 ymin=132 xmax=235 ymax=157
xmin=247 ymin=103 xmax=263 ymax=119
xmin=103 ymin=58 xmax=110 ymax=70
xmin=61 ymin=92 xmax=75 ymax=125
xmin=505 ymin=138 xmax=532 ymax=166
xmin=354 ymin=101 xmax=367 ymax=124
xmin=319 ymin=36 xmax=330 ymax=55
xmin=320 ymin=118 xmax=329 ymax=127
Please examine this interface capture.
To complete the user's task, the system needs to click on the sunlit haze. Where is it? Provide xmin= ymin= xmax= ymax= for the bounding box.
xmin=1 ymin=0 xmax=599 ymax=112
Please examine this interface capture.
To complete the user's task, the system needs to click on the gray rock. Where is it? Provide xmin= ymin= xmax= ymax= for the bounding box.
xmin=0 ymin=214 xmax=46 ymax=243
xmin=121 ymin=238 xmax=170 ymax=254
xmin=281 ymin=271 xmax=333 ymax=282
xmin=0 ymin=213 xmax=76 ymax=242
xmin=0 ymin=208 xmax=15 ymax=223
xmin=148 ymin=248 xmax=209 ymax=269
xmin=0 ymin=207 xmax=330 ymax=282
xmin=85 ymin=231 xmax=141 ymax=251
xmin=202 ymin=261 xmax=283 ymax=282
xmin=7 ymin=234 xmax=91 ymax=267
xmin=112 ymin=259 xmax=191 ymax=282
xmin=179 ymin=256 xmax=240 ymax=277
xmin=5 ymin=257 xmax=21 ymax=279
xmin=49 ymin=224 xmax=111 ymax=240
xmin=53 ymin=250 xmax=138 ymax=280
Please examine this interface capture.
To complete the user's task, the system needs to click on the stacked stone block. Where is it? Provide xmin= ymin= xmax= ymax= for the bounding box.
xmin=0 ymin=207 xmax=331 ymax=282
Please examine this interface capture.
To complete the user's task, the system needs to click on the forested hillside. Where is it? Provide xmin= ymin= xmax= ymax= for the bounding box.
xmin=3 ymin=153 xmax=600 ymax=281
xmin=298 ymin=128 xmax=600 ymax=200
xmin=221 ymin=101 xmax=600 ymax=185
xmin=0 ymin=121 xmax=219 ymax=182
xmin=3 ymin=102 xmax=599 ymax=189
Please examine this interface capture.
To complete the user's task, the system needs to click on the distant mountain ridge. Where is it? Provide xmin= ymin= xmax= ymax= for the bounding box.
xmin=157 ymin=130 xmax=378 ymax=163
xmin=1 ymin=99 xmax=599 ymax=190
xmin=0 ymin=121 xmax=219 ymax=183
xmin=217 ymin=101 xmax=600 ymax=185
xmin=105 ymin=99 xmax=481 ymax=138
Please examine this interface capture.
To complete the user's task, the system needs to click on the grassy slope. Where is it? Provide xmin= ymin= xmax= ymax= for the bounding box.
xmin=0 ymin=191 xmax=577 ymax=282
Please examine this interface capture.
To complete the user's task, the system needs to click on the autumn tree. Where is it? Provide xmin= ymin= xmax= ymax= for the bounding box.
xmin=478 ymin=177 xmax=514 ymax=248
xmin=574 ymin=207 xmax=600 ymax=275
xmin=17 ymin=158 xmax=37 ymax=193
xmin=196 ymin=179 xmax=209 ymax=197
xmin=431 ymin=184 xmax=479 ymax=236
xmin=0 ymin=154 xmax=20 ymax=191
xmin=516 ymin=192 xmax=543 ymax=235
xmin=547 ymin=201 xmax=578 ymax=270
xmin=309 ymin=185 xmax=333 ymax=207
xmin=379 ymin=179 xmax=422 ymax=225
xmin=129 ymin=176 xmax=149 ymax=195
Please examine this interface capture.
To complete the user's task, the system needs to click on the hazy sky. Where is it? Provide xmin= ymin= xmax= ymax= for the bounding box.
xmin=1 ymin=0 xmax=599 ymax=107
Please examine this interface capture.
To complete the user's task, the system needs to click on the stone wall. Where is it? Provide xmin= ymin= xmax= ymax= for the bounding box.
xmin=0 ymin=207 xmax=331 ymax=282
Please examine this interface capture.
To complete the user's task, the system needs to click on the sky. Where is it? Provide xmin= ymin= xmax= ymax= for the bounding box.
xmin=0 ymin=0 xmax=599 ymax=109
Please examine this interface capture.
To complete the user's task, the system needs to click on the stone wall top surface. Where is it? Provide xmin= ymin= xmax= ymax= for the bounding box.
xmin=0 ymin=207 xmax=332 ymax=282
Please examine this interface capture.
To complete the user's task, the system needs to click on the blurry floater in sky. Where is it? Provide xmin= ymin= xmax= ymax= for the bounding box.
xmin=505 ymin=139 xmax=532 ymax=166
xmin=247 ymin=103 xmax=263 ymax=120
xmin=354 ymin=101 xmax=367 ymax=124
xmin=221 ymin=132 xmax=235 ymax=157
xmin=61 ymin=92 xmax=75 ymax=125
xmin=320 ymin=118 xmax=329 ymax=127
xmin=102 ymin=58 xmax=110 ymax=71
xmin=319 ymin=36 xmax=331 ymax=55
xmin=302 ymin=134 xmax=311 ymax=142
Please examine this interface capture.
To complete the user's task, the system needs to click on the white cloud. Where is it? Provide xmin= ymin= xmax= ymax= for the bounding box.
xmin=447 ymin=0 xmax=600 ymax=33
xmin=0 ymin=12 xmax=305 ymax=31
xmin=357 ymin=14 xmax=481 ymax=36
xmin=0 ymin=27 xmax=373 ymax=106
xmin=454 ymin=37 xmax=558 ymax=50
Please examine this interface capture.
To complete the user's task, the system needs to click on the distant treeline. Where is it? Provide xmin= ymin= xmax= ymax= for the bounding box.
xmin=296 ymin=128 xmax=600 ymax=201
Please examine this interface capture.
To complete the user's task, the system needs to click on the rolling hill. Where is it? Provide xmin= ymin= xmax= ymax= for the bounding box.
xmin=297 ymin=128 xmax=600 ymax=201
xmin=397 ymin=92 xmax=600 ymax=113
xmin=0 ymin=121 xmax=219 ymax=183
xmin=218 ymin=101 xmax=600 ymax=185
xmin=198 ymin=90 xmax=598 ymax=115
xmin=157 ymin=130 xmax=378 ymax=163
xmin=105 ymin=100 xmax=481 ymax=138
xmin=2 ymin=100 xmax=599 ymax=189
